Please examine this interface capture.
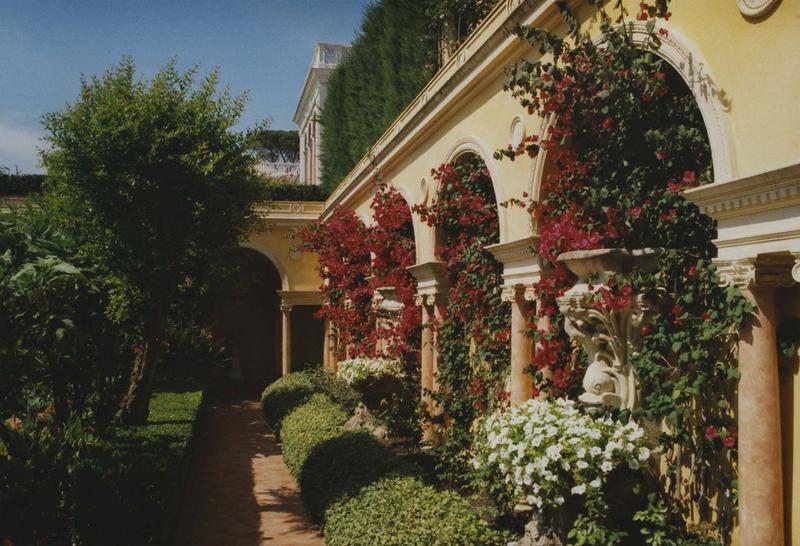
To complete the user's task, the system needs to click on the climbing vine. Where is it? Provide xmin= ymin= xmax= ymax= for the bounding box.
xmin=299 ymin=187 xmax=420 ymax=362
xmin=414 ymin=157 xmax=510 ymax=480
xmin=369 ymin=186 xmax=422 ymax=362
xmin=493 ymin=1 xmax=751 ymax=542
xmin=299 ymin=207 xmax=374 ymax=358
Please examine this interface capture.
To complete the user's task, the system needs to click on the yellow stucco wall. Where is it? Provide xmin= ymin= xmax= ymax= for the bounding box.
xmin=245 ymin=223 xmax=321 ymax=292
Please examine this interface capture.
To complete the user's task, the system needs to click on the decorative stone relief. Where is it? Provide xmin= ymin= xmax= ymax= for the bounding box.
xmin=793 ymin=254 xmax=800 ymax=283
xmin=413 ymin=292 xmax=447 ymax=307
xmin=736 ymin=0 xmax=780 ymax=18
xmin=509 ymin=117 xmax=525 ymax=149
xmin=500 ymin=284 xmax=535 ymax=303
xmin=556 ymin=249 xmax=661 ymax=411
xmin=716 ymin=255 xmax=796 ymax=289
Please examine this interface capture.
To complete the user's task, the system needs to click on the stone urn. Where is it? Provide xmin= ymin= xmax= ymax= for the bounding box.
xmin=556 ymin=248 xmax=661 ymax=411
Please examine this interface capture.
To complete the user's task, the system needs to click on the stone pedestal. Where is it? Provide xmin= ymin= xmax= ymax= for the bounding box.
xmin=556 ymin=248 xmax=660 ymax=411
xmin=372 ymin=286 xmax=405 ymax=354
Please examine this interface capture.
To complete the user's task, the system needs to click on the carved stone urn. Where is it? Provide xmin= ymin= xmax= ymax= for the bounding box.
xmin=372 ymin=286 xmax=405 ymax=353
xmin=556 ymin=248 xmax=661 ymax=411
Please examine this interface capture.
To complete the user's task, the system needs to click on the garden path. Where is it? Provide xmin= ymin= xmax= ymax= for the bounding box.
xmin=173 ymin=393 xmax=324 ymax=546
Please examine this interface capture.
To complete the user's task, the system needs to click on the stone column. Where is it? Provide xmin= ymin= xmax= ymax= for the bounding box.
xmin=719 ymin=256 xmax=794 ymax=546
xmin=502 ymin=284 xmax=535 ymax=406
xmin=322 ymin=318 xmax=331 ymax=371
xmin=419 ymin=299 xmax=436 ymax=441
xmin=280 ymin=302 xmax=292 ymax=377
xmin=407 ymin=261 xmax=450 ymax=444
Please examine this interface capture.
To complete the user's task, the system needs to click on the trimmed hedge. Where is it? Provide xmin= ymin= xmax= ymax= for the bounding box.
xmin=262 ymin=372 xmax=510 ymax=545
xmin=324 ymin=476 xmax=505 ymax=546
xmin=70 ymin=377 xmax=205 ymax=545
xmin=260 ymin=368 xmax=359 ymax=431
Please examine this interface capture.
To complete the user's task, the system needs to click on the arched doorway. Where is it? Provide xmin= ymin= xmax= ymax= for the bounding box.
xmin=213 ymin=248 xmax=282 ymax=391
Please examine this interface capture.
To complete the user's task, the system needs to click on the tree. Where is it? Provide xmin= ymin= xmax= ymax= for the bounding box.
xmin=245 ymin=121 xmax=300 ymax=163
xmin=41 ymin=57 xmax=264 ymax=423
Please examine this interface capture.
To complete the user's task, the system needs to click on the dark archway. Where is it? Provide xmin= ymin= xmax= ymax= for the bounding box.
xmin=213 ymin=248 xmax=282 ymax=392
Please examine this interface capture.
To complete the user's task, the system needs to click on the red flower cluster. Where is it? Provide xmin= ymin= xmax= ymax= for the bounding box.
xmin=299 ymin=187 xmax=421 ymax=360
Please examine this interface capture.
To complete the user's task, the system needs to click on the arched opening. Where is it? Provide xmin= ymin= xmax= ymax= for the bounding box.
xmin=212 ymin=248 xmax=282 ymax=392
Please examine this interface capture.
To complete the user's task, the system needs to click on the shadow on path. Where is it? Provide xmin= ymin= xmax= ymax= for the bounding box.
xmin=173 ymin=391 xmax=323 ymax=546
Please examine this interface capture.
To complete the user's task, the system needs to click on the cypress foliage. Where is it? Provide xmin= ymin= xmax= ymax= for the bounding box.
xmin=319 ymin=0 xmax=437 ymax=193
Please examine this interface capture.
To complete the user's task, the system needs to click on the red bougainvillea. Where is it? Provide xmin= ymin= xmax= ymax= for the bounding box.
xmin=299 ymin=207 xmax=374 ymax=358
xmin=368 ymin=186 xmax=421 ymax=361
xmin=414 ymin=157 xmax=509 ymax=479
xmin=299 ymin=186 xmax=420 ymax=361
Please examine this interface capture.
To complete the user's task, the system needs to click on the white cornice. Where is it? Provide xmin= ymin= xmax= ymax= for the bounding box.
xmin=257 ymin=200 xmax=324 ymax=228
xmin=485 ymin=236 xmax=539 ymax=265
xmin=683 ymin=162 xmax=800 ymax=221
xmin=321 ymin=0 xmax=561 ymax=220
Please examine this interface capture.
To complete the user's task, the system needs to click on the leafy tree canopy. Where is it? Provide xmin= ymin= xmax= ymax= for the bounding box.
xmin=245 ymin=120 xmax=300 ymax=163
xmin=40 ymin=56 xmax=265 ymax=422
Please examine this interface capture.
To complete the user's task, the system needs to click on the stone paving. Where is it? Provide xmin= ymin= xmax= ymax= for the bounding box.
xmin=173 ymin=395 xmax=324 ymax=546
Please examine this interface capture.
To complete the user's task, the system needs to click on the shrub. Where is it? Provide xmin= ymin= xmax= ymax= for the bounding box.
xmin=275 ymin=393 xmax=510 ymax=545
xmin=279 ymin=394 xmax=349 ymax=476
xmin=336 ymin=357 xmax=403 ymax=386
xmin=260 ymin=369 xmax=359 ymax=430
xmin=324 ymin=475 xmax=505 ymax=546
xmin=473 ymin=398 xmax=651 ymax=511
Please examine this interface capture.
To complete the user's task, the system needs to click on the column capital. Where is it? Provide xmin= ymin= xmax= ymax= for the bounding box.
xmin=716 ymin=254 xmax=796 ymax=290
xmin=500 ymin=283 xmax=536 ymax=303
xmin=485 ymin=236 xmax=545 ymax=287
xmin=414 ymin=291 xmax=448 ymax=307
xmin=280 ymin=302 xmax=293 ymax=313
xmin=408 ymin=261 xmax=450 ymax=308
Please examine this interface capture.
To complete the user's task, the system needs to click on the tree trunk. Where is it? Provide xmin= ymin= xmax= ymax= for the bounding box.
xmin=119 ymin=314 xmax=166 ymax=424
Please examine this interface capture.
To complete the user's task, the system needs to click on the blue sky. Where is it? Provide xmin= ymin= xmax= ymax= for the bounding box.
xmin=0 ymin=0 xmax=371 ymax=173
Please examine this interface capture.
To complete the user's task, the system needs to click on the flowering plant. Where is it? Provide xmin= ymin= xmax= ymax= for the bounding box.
xmin=414 ymin=157 xmax=510 ymax=480
xmin=494 ymin=1 xmax=750 ymax=539
xmin=473 ymin=398 xmax=651 ymax=512
xmin=336 ymin=356 xmax=404 ymax=386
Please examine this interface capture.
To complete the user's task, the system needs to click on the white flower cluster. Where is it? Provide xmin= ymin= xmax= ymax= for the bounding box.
xmin=336 ymin=357 xmax=404 ymax=386
xmin=473 ymin=398 xmax=651 ymax=510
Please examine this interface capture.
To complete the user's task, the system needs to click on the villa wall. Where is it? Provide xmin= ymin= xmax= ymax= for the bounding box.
xmin=259 ymin=1 xmax=799 ymax=542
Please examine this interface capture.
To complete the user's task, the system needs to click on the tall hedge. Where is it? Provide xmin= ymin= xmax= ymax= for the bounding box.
xmin=319 ymin=0 xmax=437 ymax=192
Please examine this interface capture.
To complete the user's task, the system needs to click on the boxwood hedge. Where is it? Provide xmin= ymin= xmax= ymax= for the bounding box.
xmin=262 ymin=371 xmax=510 ymax=546
xmin=260 ymin=368 xmax=359 ymax=431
